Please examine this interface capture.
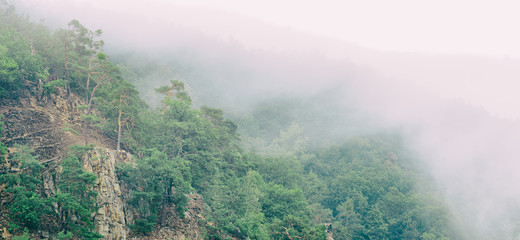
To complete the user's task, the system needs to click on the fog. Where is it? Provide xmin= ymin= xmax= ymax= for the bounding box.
xmin=17 ymin=0 xmax=520 ymax=238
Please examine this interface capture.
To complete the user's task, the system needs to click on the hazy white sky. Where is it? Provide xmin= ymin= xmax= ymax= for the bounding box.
xmin=165 ymin=0 xmax=520 ymax=58
xmin=19 ymin=0 xmax=520 ymax=119
xmin=22 ymin=0 xmax=520 ymax=58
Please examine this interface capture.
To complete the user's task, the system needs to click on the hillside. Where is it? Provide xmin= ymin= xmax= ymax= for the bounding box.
xmin=0 ymin=4 xmax=476 ymax=240
xmin=0 ymin=74 xmax=208 ymax=239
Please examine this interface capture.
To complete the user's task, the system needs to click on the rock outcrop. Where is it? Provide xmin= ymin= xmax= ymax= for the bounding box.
xmin=0 ymin=85 xmax=209 ymax=239
xmin=82 ymin=148 xmax=131 ymax=240
xmin=131 ymin=193 xmax=208 ymax=240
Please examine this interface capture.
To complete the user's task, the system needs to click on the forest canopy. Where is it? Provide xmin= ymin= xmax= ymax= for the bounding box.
xmin=0 ymin=3 xmax=463 ymax=239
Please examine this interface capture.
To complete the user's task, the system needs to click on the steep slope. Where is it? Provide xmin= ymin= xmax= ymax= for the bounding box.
xmin=1 ymin=86 xmax=94 ymax=159
xmin=0 ymin=81 xmax=207 ymax=239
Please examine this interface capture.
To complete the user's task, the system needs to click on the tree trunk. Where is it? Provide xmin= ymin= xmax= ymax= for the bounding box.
xmin=84 ymin=120 xmax=89 ymax=145
xmin=64 ymin=31 xmax=70 ymax=98
xmin=84 ymin=108 xmax=91 ymax=146
xmin=117 ymin=94 xmax=123 ymax=151
xmin=161 ymin=89 xmax=173 ymax=115
xmin=86 ymin=54 xmax=92 ymax=104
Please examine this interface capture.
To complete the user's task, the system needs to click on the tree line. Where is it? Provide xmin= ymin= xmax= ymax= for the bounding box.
xmin=0 ymin=3 xmax=460 ymax=239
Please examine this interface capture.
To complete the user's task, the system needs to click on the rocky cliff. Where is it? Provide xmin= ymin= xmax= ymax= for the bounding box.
xmin=83 ymin=148 xmax=129 ymax=240
xmin=0 ymin=85 xmax=208 ymax=239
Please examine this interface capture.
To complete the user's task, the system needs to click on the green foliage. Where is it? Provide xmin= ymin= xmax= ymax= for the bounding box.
xmin=97 ymin=52 xmax=107 ymax=60
xmin=54 ymin=231 xmax=73 ymax=240
xmin=117 ymin=149 xmax=190 ymax=235
xmin=130 ymin=219 xmax=156 ymax=235
xmin=68 ymin=144 xmax=95 ymax=156
xmin=113 ymin=58 xmax=456 ymax=239
xmin=80 ymin=114 xmax=101 ymax=123
xmin=0 ymin=27 xmax=47 ymax=98
xmin=43 ymin=79 xmax=66 ymax=94
xmin=303 ymin=136 xmax=457 ymax=239
xmin=236 ymin=98 xmax=294 ymax=144
xmin=61 ymin=19 xmax=106 ymax=99
xmin=0 ymin=115 xmax=7 ymax=163
xmin=12 ymin=228 xmax=31 ymax=240
xmin=0 ymin=43 xmax=18 ymax=96
xmin=55 ymin=146 xmax=102 ymax=239
xmin=95 ymin=79 xmax=146 ymax=151
xmin=0 ymin=8 xmax=461 ymax=239
xmin=62 ymin=123 xmax=79 ymax=135
xmin=268 ymin=122 xmax=309 ymax=156
xmin=76 ymin=104 xmax=89 ymax=110
xmin=261 ymin=183 xmax=307 ymax=220
xmin=8 ymin=186 xmax=46 ymax=230
xmin=155 ymin=79 xmax=191 ymax=104
xmin=0 ymin=145 xmax=52 ymax=233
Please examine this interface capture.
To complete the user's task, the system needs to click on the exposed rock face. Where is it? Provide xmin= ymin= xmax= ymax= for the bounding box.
xmin=0 ymin=85 xmax=112 ymax=160
xmin=0 ymin=86 xmax=209 ymax=239
xmin=82 ymin=148 xmax=132 ymax=240
xmin=1 ymin=91 xmax=76 ymax=160
xmin=129 ymin=194 xmax=207 ymax=240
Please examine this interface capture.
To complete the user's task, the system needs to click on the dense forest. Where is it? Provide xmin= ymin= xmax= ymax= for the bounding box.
xmin=0 ymin=3 xmax=464 ymax=239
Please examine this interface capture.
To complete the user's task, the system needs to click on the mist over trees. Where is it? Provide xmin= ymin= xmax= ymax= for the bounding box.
xmin=2 ymin=1 xmax=520 ymax=239
xmin=103 ymin=13 xmax=520 ymax=240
